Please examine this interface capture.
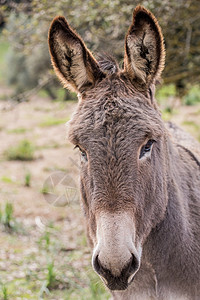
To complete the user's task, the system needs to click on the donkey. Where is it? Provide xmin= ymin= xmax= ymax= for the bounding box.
xmin=48 ymin=6 xmax=200 ymax=300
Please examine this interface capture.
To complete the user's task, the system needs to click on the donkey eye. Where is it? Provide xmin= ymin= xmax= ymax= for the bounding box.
xmin=80 ymin=150 xmax=87 ymax=161
xmin=74 ymin=145 xmax=88 ymax=161
xmin=139 ymin=140 xmax=155 ymax=159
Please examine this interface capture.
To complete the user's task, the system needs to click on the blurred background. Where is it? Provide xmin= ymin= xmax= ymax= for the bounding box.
xmin=0 ymin=0 xmax=199 ymax=299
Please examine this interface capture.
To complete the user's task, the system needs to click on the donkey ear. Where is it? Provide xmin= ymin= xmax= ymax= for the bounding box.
xmin=124 ymin=6 xmax=165 ymax=90
xmin=48 ymin=16 xmax=104 ymax=93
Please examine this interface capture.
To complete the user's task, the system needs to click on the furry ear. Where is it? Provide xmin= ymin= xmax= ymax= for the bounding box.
xmin=48 ymin=16 xmax=104 ymax=93
xmin=124 ymin=6 xmax=165 ymax=91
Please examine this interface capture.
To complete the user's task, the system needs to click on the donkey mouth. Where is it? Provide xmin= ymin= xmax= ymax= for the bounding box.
xmin=107 ymin=281 xmax=128 ymax=291
xmin=106 ymin=275 xmax=135 ymax=291
xmin=97 ymin=258 xmax=137 ymax=291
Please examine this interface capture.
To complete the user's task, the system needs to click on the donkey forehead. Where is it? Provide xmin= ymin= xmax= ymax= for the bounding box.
xmin=68 ymin=88 xmax=164 ymax=145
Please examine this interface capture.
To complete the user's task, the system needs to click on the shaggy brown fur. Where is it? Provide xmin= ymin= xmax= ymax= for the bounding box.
xmin=49 ymin=5 xmax=200 ymax=300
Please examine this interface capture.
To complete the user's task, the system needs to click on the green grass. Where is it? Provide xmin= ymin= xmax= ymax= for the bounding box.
xmin=40 ymin=185 xmax=51 ymax=195
xmin=182 ymin=120 xmax=199 ymax=129
xmin=5 ymin=139 xmax=35 ymax=161
xmin=1 ymin=176 xmax=16 ymax=184
xmin=88 ymin=271 xmax=110 ymax=300
xmin=39 ymin=116 xmax=70 ymax=127
xmin=1 ymin=285 xmax=8 ymax=300
xmin=0 ymin=202 xmax=24 ymax=234
xmin=38 ymin=231 xmax=51 ymax=250
xmin=24 ymin=171 xmax=31 ymax=187
xmin=36 ymin=142 xmax=63 ymax=150
xmin=7 ymin=128 xmax=28 ymax=134
xmin=0 ymin=202 xmax=14 ymax=229
xmin=46 ymin=262 xmax=57 ymax=289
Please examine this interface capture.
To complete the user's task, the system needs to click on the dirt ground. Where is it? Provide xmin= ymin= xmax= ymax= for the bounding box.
xmin=0 ymin=85 xmax=200 ymax=299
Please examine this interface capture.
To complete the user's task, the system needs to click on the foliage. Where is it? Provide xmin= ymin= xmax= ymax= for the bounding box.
xmin=1 ymin=0 xmax=200 ymax=98
xmin=156 ymin=84 xmax=176 ymax=102
xmin=5 ymin=139 xmax=35 ymax=161
xmin=4 ymin=12 xmax=53 ymax=95
xmin=0 ymin=38 xmax=9 ymax=83
xmin=183 ymin=85 xmax=200 ymax=105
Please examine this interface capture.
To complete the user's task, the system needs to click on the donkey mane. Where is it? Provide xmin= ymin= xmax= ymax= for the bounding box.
xmin=177 ymin=144 xmax=200 ymax=167
xmin=97 ymin=53 xmax=119 ymax=75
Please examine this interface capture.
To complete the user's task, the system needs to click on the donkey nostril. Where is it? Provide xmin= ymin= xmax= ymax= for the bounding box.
xmin=129 ymin=254 xmax=139 ymax=275
xmin=93 ymin=254 xmax=101 ymax=274
xmin=119 ymin=254 xmax=139 ymax=281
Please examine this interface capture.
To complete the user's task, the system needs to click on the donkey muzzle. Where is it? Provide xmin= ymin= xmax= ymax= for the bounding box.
xmin=92 ymin=212 xmax=141 ymax=290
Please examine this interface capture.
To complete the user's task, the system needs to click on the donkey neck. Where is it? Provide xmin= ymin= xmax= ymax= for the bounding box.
xmin=143 ymin=138 xmax=200 ymax=296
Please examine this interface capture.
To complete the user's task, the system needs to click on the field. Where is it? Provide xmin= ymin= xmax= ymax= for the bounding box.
xmin=0 ymin=91 xmax=111 ymax=299
xmin=0 ymin=41 xmax=200 ymax=300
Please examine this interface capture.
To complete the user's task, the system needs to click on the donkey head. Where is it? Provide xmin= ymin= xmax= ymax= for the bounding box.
xmin=49 ymin=6 xmax=167 ymax=291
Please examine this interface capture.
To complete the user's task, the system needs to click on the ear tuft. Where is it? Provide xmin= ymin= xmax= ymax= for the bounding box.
xmin=124 ymin=5 xmax=165 ymax=90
